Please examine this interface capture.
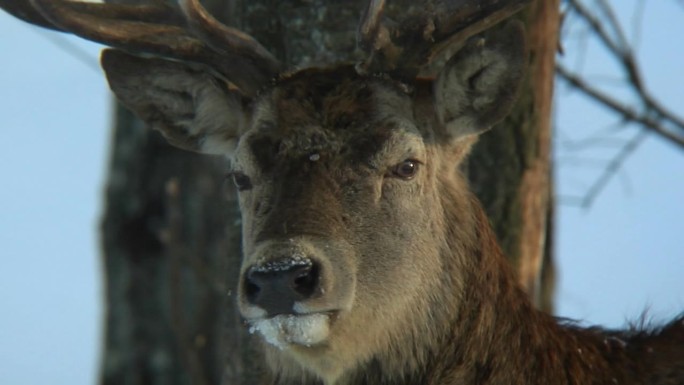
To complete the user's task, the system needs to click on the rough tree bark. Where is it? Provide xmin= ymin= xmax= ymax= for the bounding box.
xmin=99 ymin=1 xmax=559 ymax=384
xmin=468 ymin=0 xmax=559 ymax=311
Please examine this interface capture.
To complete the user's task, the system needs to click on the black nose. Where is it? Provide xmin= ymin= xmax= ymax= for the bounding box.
xmin=244 ymin=258 xmax=320 ymax=316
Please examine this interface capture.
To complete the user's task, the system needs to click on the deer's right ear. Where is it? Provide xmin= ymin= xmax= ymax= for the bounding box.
xmin=101 ymin=49 xmax=247 ymax=155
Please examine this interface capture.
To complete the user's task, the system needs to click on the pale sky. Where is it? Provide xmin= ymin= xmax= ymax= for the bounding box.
xmin=0 ymin=1 xmax=682 ymax=384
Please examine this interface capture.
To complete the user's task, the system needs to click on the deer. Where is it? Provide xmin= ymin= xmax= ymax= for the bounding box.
xmin=2 ymin=0 xmax=682 ymax=384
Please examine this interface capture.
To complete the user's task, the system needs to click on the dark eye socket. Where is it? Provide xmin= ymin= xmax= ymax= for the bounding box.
xmin=391 ymin=159 xmax=420 ymax=179
xmin=229 ymin=171 xmax=253 ymax=191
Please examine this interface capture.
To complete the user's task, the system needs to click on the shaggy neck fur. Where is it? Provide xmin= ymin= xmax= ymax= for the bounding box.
xmin=270 ymin=173 xmax=684 ymax=385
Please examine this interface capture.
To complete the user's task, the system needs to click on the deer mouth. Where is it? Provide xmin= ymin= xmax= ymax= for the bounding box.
xmin=247 ymin=311 xmax=344 ymax=350
xmin=247 ymin=312 xmax=335 ymax=349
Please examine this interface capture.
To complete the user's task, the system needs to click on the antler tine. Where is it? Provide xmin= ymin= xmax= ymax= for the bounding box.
xmin=0 ymin=0 xmax=186 ymax=33
xmin=357 ymin=0 xmax=531 ymax=77
xmin=0 ymin=0 xmax=277 ymax=95
xmin=180 ymin=0 xmax=281 ymax=77
xmin=0 ymin=0 xmax=62 ymax=31
xmin=27 ymin=0 xmax=214 ymax=75
xmin=357 ymin=0 xmax=387 ymax=52
xmin=427 ymin=0 xmax=532 ymax=59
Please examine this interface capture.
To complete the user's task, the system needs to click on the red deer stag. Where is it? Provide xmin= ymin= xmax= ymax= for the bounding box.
xmin=1 ymin=0 xmax=682 ymax=384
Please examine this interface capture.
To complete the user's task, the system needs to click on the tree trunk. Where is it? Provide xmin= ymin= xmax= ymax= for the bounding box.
xmin=99 ymin=1 xmax=559 ymax=384
xmin=467 ymin=0 xmax=559 ymax=311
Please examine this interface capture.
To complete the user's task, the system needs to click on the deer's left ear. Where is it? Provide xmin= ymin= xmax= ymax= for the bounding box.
xmin=434 ymin=21 xmax=526 ymax=140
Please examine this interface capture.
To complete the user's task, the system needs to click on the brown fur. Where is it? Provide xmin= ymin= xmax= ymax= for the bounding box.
xmin=101 ymin=33 xmax=684 ymax=385
xmin=226 ymin=69 xmax=684 ymax=385
xmin=6 ymin=1 xmax=680 ymax=383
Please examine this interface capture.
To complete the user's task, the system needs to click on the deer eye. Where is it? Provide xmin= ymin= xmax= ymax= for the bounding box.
xmin=391 ymin=159 xmax=420 ymax=180
xmin=229 ymin=171 xmax=253 ymax=191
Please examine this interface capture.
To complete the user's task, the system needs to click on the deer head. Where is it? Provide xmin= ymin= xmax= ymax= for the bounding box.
xmin=1 ymin=0 xmax=529 ymax=382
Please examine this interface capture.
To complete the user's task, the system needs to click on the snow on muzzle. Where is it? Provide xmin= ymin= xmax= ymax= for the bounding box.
xmin=238 ymin=238 xmax=357 ymax=347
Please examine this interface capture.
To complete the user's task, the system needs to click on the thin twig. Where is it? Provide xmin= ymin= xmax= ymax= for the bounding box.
xmin=566 ymin=0 xmax=626 ymax=59
xmin=37 ymin=30 xmax=101 ymax=73
xmin=556 ymin=1 xmax=684 ymax=206
xmin=563 ymin=0 xmax=684 ymax=146
xmin=596 ymin=0 xmax=629 ymax=50
xmin=569 ymin=0 xmax=648 ymax=95
xmin=558 ymin=129 xmax=648 ymax=207
xmin=579 ymin=129 xmax=648 ymax=208
xmin=555 ymin=157 xmax=613 ymax=167
xmin=558 ymin=137 xmax=628 ymax=150
xmin=556 ymin=63 xmax=684 ymax=150
xmin=630 ymin=0 xmax=646 ymax=51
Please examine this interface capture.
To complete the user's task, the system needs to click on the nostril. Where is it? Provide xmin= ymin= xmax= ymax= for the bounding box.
xmin=244 ymin=275 xmax=261 ymax=304
xmin=242 ymin=258 xmax=321 ymax=315
xmin=291 ymin=263 xmax=319 ymax=298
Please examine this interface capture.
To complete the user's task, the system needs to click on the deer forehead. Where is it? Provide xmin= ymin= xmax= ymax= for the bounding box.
xmin=233 ymin=68 xmax=426 ymax=171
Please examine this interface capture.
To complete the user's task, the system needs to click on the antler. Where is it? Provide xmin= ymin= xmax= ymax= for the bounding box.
xmin=0 ymin=0 xmax=281 ymax=95
xmin=1 ymin=0 xmax=529 ymax=91
xmin=357 ymin=0 xmax=531 ymax=77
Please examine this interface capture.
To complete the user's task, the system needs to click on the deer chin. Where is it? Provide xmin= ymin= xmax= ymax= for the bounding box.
xmin=248 ymin=312 xmax=333 ymax=350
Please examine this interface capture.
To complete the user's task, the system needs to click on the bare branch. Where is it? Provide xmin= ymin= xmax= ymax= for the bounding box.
xmin=556 ymin=64 xmax=684 ymax=150
xmin=596 ymin=0 xmax=628 ymax=49
xmin=556 ymin=1 xmax=684 ymax=206
xmin=629 ymin=0 xmax=646 ymax=50
xmin=565 ymin=0 xmax=626 ymax=59
xmin=562 ymin=0 xmax=684 ymax=149
xmin=557 ymin=129 xmax=647 ymax=208
xmin=556 ymin=0 xmax=684 ymax=207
